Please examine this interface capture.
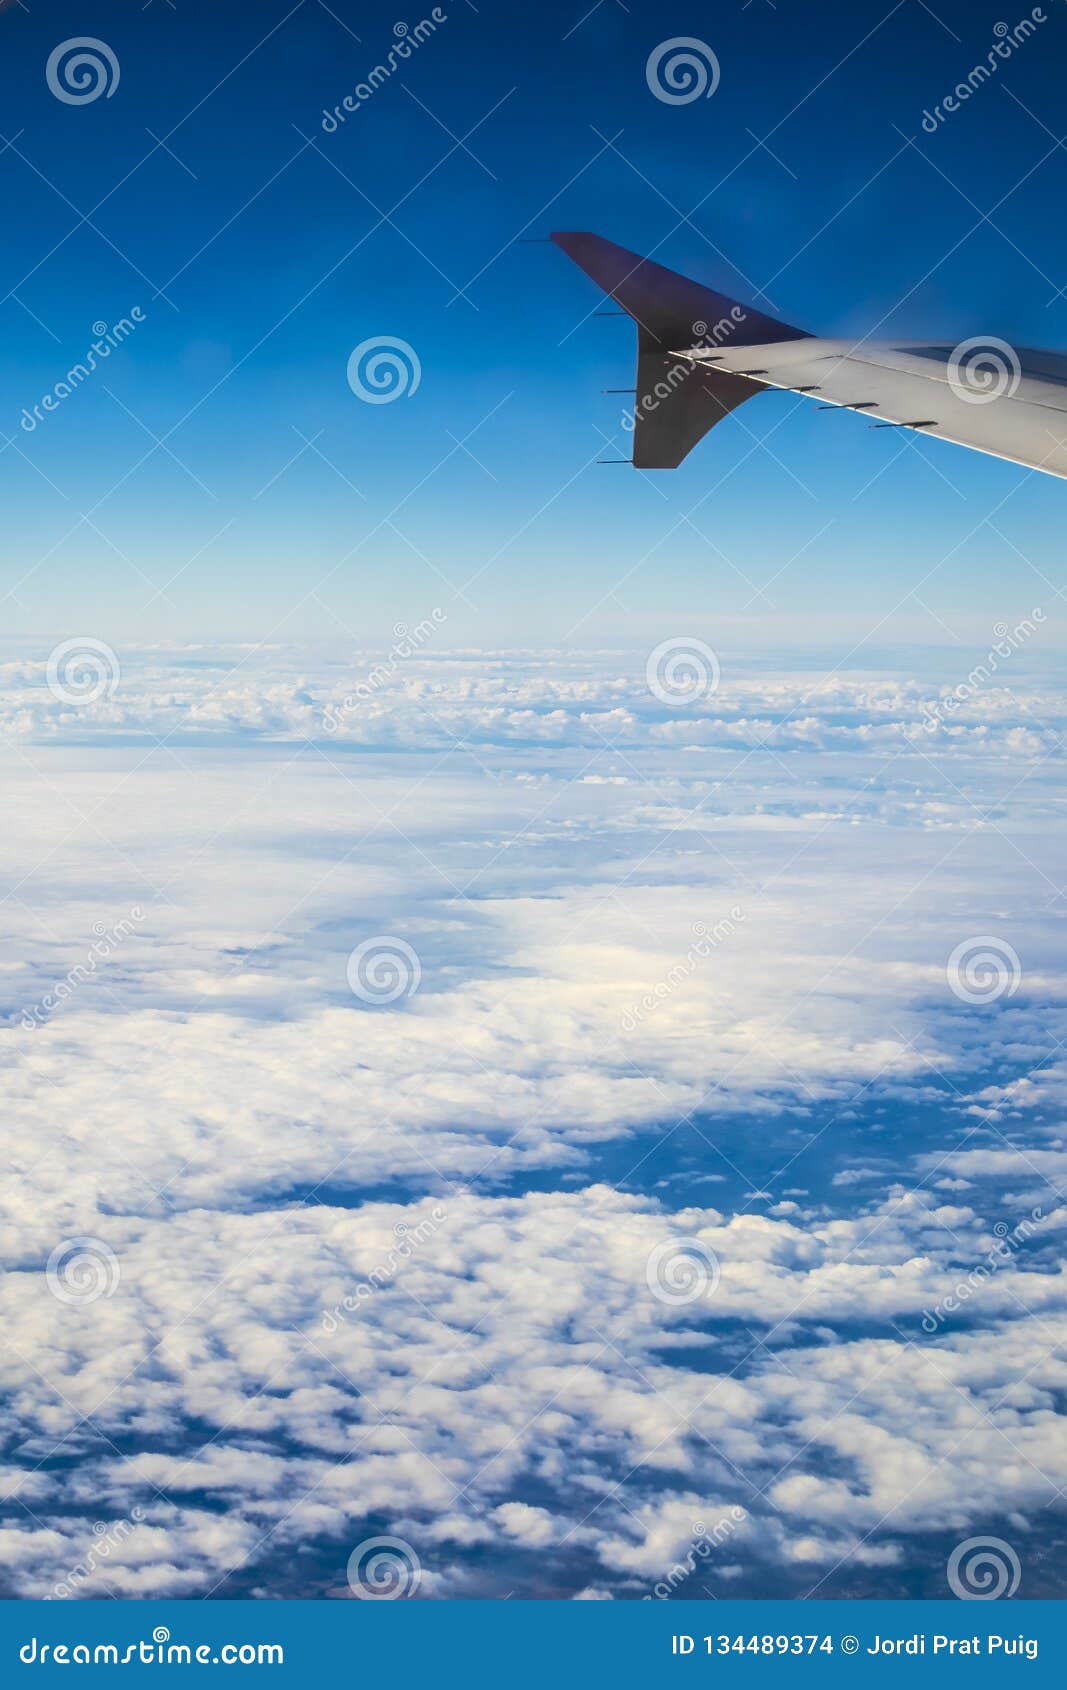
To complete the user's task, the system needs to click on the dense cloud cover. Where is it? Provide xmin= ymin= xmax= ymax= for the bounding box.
xmin=0 ymin=645 xmax=1064 ymax=1599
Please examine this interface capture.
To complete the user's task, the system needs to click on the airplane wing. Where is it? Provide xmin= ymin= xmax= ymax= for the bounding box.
xmin=551 ymin=230 xmax=1067 ymax=479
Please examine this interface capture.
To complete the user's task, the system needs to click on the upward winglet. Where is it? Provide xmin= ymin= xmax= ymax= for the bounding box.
xmin=550 ymin=231 xmax=804 ymax=348
xmin=550 ymin=231 xmax=808 ymax=468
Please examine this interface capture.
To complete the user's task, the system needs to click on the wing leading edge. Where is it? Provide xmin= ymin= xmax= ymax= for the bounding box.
xmin=551 ymin=230 xmax=1067 ymax=480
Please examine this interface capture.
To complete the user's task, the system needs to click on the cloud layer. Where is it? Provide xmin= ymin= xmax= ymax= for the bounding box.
xmin=1 ymin=644 xmax=1064 ymax=1598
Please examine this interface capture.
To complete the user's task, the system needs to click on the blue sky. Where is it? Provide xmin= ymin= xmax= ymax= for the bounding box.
xmin=3 ymin=0 xmax=1067 ymax=644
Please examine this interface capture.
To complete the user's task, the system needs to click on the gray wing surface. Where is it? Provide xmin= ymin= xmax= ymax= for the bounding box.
xmin=552 ymin=230 xmax=1067 ymax=479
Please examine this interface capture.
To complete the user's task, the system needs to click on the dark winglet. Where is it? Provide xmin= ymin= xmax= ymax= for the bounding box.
xmin=550 ymin=231 xmax=808 ymax=468
xmin=549 ymin=231 xmax=805 ymax=348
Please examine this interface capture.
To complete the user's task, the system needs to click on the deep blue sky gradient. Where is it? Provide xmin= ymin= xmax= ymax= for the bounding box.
xmin=2 ymin=0 xmax=1067 ymax=643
